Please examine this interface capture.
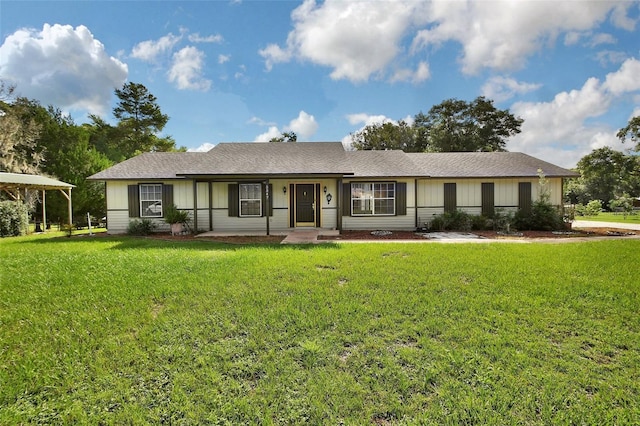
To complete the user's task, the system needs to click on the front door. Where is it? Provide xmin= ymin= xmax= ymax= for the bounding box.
xmin=295 ymin=184 xmax=316 ymax=226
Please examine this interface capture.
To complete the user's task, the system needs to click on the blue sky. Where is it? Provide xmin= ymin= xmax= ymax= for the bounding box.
xmin=1 ymin=0 xmax=639 ymax=168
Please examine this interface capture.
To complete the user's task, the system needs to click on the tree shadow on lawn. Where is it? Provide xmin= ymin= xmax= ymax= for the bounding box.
xmin=15 ymin=233 xmax=343 ymax=252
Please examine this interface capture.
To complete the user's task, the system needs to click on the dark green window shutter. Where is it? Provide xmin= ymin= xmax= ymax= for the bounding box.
xmin=342 ymin=183 xmax=351 ymax=216
xmin=228 ymin=184 xmax=239 ymax=217
xmin=396 ymin=182 xmax=407 ymax=216
xmin=444 ymin=183 xmax=456 ymax=213
xmin=315 ymin=183 xmax=321 ymax=226
xmin=289 ymin=184 xmax=295 ymax=227
xmin=481 ymin=183 xmax=494 ymax=217
xmin=261 ymin=183 xmax=273 ymax=217
xmin=162 ymin=184 xmax=174 ymax=211
xmin=519 ymin=182 xmax=532 ymax=213
xmin=128 ymin=185 xmax=140 ymax=218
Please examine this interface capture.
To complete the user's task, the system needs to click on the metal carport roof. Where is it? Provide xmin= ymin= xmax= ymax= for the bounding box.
xmin=0 ymin=172 xmax=75 ymax=228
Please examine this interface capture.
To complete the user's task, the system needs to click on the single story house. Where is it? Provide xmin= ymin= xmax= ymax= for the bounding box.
xmin=88 ymin=142 xmax=579 ymax=234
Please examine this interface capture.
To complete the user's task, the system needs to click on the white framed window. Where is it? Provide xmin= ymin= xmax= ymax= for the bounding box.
xmin=351 ymin=182 xmax=395 ymax=216
xmin=240 ymin=183 xmax=262 ymax=217
xmin=140 ymin=184 xmax=163 ymax=217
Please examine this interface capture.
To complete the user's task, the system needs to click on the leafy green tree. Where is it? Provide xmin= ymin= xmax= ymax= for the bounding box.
xmin=0 ymin=97 xmax=44 ymax=174
xmin=617 ymin=116 xmax=640 ymax=151
xmin=609 ymin=194 xmax=634 ymax=219
xmin=350 ymin=121 xmax=418 ymax=151
xmin=38 ymin=106 xmax=112 ymax=221
xmin=269 ymin=131 xmax=297 ymax=143
xmin=575 ymin=147 xmax=640 ymax=208
xmin=351 ymin=97 xmax=522 ymax=153
xmin=414 ymin=96 xmax=523 ymax=152
xmin=90 ymin=82 xmax=182 ymax=161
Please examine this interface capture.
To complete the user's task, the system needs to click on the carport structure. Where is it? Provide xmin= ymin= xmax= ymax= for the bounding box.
xmin=0 ymin=172 xmax=74 ymax=230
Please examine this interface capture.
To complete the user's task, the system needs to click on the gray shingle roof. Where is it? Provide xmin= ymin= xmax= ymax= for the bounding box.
xmin=88 ymin=142 xmax=578 ymax=181
xmin=88 ymin=152 xmax=203 ymax=180
xmin=185 ymin=142 xmax=352 ymax=176
xmin=407 ymin=152 xmax=579 ymax=178
xmin=346 ymin=150 xmax=425 ymax=177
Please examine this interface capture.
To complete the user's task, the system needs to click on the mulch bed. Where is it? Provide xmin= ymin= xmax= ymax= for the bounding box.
xmin=89 ymin=227 xmax=636 ymax=244
xmin=319 ymin=227 xmax=637 ymax=241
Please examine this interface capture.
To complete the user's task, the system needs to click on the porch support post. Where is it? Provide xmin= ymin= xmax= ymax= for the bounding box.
xmin=42 ymin=189 xmax=47 ymax=231
xmin=58 ymin=188 xmax=73 ymax=226
xmin=337 ymin=178 xmax=342 ymax=232
xmin=414 ymin=178 xmax=418 ymax=229
xmin=208 ymin=181 xmax=213 ymax=231
xmin=264 ymin=179 xmax=270 ymax=236
xmin=192 ymin=180 xmax=198 ymax=234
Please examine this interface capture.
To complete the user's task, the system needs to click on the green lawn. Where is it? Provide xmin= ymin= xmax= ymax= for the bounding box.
xmin=575 ymin=211 xmax=640 ymax=224
xmin=1 ymin=235 xmax=639 ymax=424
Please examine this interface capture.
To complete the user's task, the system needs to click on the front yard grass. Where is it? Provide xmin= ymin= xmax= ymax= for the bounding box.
xmin=1 ymin=235 xmax=639 ymax=424
xmin=575 ymin=211 xmax=640 ymax=224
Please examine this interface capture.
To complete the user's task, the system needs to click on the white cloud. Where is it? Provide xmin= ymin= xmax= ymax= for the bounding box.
xmin=248 ymin=116 xmax=275 ymax=126
xmin=262 ymin=0 xmax=635 ymax=81
xmin=0 ymin=24 xmax=127 ymax=115
xmin=131 ymin=32 xmax=182 ymax=62
xmin=218 ymin=54 xmax=230 ymax=64
xmin=254 ymin=126 xmax=282 ymax=142
xmin=390 ymin=61 xmax=431 ymax=84
xmin=602 ymin=57 xmax=640 ymax=95
xmin=188 ymin=33 xmax=223 ymax=44
xmin=595 ymin=50 xmax=629 ymax=66
xmin=509 ymin=58 xmax=640 ymax=167
xmin=285 ymin=110 xmax=318 ymax=139
xmin=258 ymin=43 xmax=292 ymax=72
xmin=587 ymin=33 xmax=617 ymax=47
xmin=252 ymin=111 xmax=319 ymax=142
xmin=481 ymin=76 xmax=542 ymax=102
xmin=167 ymin=46 xmax=212 ymax=91
xmin=260 ymin=0 xmax=417 ymax=82
xmin=346 ymin=113 xmax=394 ymax=126
xmin=188 ymin=142 xmax=216 ymax=152
xmin=412 ymin=1 xmax=630 ymax=75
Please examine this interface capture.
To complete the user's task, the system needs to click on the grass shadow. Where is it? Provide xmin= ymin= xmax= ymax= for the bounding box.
xmin=8 ymin=232 xmax=343 ymax=252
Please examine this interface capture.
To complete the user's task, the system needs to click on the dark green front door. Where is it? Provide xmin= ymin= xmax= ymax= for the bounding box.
xmin=296 ymin=184 xmax=315 ymax=226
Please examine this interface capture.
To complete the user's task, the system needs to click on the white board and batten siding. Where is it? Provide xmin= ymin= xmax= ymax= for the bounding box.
xmin=211 ymin=179 xmax=339 ymax=232
xmin=416 ymin=177 xmax=564 ymax=227
xmin=105 ymin=180 xmax=205 ymax=234
xmin=342 ymin=178 xmax=416 ymax=231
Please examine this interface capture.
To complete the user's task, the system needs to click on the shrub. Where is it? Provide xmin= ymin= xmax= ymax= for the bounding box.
xmin=514 ymin=201 xmax=564 ymax=231
xmin=127 ymin=218 xmax=157 ymax=236
xmin=163 ymin=204 xmax=190 ymax=225
xmin=471 ymin=215 xmax=488 ymax=230
xmin=429 ymin=210 xmax=472 ymax=231
xmin=609 ymin=194 xmax=634 ymax=219
xmin=576 ymin=200 xmax=603 ymax=216
xmin=492 ymin=208 xmax=515 ymax=233
xmin=0 ymin=201 xmax=29 ymax=237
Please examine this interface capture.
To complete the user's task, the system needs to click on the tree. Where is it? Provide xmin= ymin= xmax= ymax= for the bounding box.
xmin=574 ymin=147 xmax=640 ymax=208
xmin=38 ymin=106 xmax=112 ymax=220
xmin=269 ymin=131 xmax=297 ymax=143
xmin=350 ymin=121 xmax=418 ymax=151
xmin=91 ymin=82 xmax=180 ymax=161
xmin=617 ymin=116 xmax=640 ymax=151
xmin=0 ymin=98 xmax=44 ymax=174
xmin=414 ymin=96 xmax=523 ymax=152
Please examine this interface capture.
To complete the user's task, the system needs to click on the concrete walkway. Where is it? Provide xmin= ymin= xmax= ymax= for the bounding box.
xmin=573 ymin=220 xmax=640 ymax=231
xmin=196 ymin=229 xmax=339 ymax=244
xmin=280 ymin=229 xmax=340 ymax=244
